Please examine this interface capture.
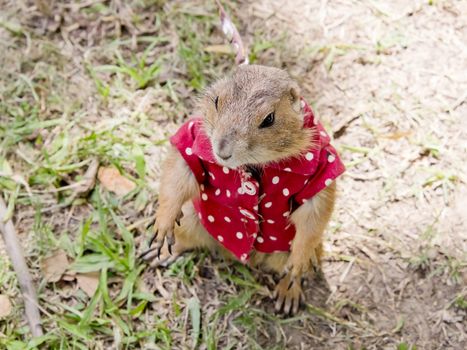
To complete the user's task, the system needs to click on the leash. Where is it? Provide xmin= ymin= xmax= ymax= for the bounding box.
xmin=214 ymin=0 xmax=249 ymax=65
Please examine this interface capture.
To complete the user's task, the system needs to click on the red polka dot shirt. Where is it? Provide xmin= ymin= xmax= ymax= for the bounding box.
xmin=170 ymin=100 xmax=345 ymax=262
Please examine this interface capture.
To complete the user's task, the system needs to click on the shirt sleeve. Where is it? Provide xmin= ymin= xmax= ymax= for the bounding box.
xmin=294 ymin=144 xmax=345 ymax=204
xmin=169 ymin=119 xmax=207 ymax=184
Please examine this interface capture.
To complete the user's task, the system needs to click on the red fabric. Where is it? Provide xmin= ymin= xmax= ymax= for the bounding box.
xmin=170 ymin=100 xmax=345 ymax=262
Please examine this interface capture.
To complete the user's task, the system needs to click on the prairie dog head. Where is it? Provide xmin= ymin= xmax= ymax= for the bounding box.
xmin=200 ymin=65 xmax=312 ymax=169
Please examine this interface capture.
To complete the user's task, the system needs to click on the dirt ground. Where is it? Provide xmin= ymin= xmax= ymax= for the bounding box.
xmin=246 ymin=0 xmax=467 ymax=348
xmin=0 ymin=0 xmax=466 ymax=349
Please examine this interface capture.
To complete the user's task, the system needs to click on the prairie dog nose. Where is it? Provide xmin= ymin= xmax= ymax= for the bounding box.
xmin=215 ymin=137 xmax=233 ymax=160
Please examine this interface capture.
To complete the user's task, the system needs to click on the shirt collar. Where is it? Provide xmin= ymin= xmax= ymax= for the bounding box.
xmin=191 ymin=119 xmax=217 ymax=163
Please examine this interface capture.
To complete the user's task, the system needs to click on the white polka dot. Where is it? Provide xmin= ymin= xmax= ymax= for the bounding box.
xmin=272 ymin=176 xmax=280 ymax=184
xmin=236 ymin=232 xmax=243 ymax=239
xmin=239 ymin=208 xmax=255 ymax=219
xmin=269 ymin=236 xmax=278 ymax=241
xmin=253 ymin=205 xmax=258 ymax=211
xmin=240 ymin=254 xmax=247 ymax=261
xmin=252 ymin=233 xmax=257 ymax=238
xmin=217 ymin=235 xmax=224 ymax=242
xmin=240 ymin=218 xmax=247 ymax=223
xmin=284 ymin=167 xmax=292 ymax=172
xmin=264 ymin=202 xmax=272 ymax=208
xmin=302 ymin=199 xmax=307 ymax=204
xmin=185 ymin=147 xmax=193 ymax=155
xmin=208 ymin=215 xmax=215 ymax=222
xmin=325 ymin=178 xmax=333 ymax=186
xmin=282 ymin=188 xmax=290 ymax=196
xmin=305 ymin=152 xmax=313 ymax=161
xmin=226 ymin=190 xmax=231 ymax=197
xmin=224 ymin=216 xmax=231 ymax=222
xmin=282 ymin=211 xmax=290 ymax=217
xmin=288 ymin=240 xmax=293 ymax=245
xmin=188 ymin=121 xmax=194 ymax=129
xmin=198 ymin=213 xmax=202 ymax=220
xmin=257 ymin=236 xmax=264 ymax=243
xmin=267 ymin=219 xmax=275 ymax=224
xmin=223 ymin=166 xmax=229 ymax=174
xmin=201 ymin=193 xmax=208 ymax=201
xmin=237 ymin=187 xmax=244 ymax=195
xmin=215 ymin=188 xmax=221 ymax=196
xmin=304 ymin=179 xmax=309 ymax=185
xmin=200 ymin=184 xmax=205 ymax=191
xmin=209 ymin=172 xmax=215 ymax=180
xmin=320 ymin=130 xmax=327 ymax=137
xmin=300 ymin=100 xmax=305 ymax=109
xmin=242 ymin=181 xmax=256 ymax=195
xmin=328 ymin=154 xmax=336 ymax=163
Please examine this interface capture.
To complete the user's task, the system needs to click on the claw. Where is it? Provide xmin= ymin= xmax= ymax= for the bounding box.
xmin=168 ymin=242 xmax=173 ymax=255
xmin=310 ymin=251 xmax=319 ymax=268
xmin=138 ymin=246 xmax=157 ymax=260
xmin=175 ymin=212 xmax=183 ymax=226
xmin=166 ymin=231 xmax=175 ymax=256
xmin=146 ymin=217 xmax=156 ymax=230
xmin=287 ymin=280 xmax=294 ymax=291
xmin=157 ymin=245 xmax=162 ymax=260
xmin=148 ymin=230 xmax=158 ymax=247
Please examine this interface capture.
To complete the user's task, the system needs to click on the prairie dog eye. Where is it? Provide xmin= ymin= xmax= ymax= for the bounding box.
xmin=214 ymin=96 xmax=219 ymax=110
xmin=259 ymin=112 xmax=275 ymax=128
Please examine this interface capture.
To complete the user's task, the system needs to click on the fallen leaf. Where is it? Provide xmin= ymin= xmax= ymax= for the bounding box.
xmin=77 ymin=272 xmax=100 ymax=297
xmin=0 ymin=295 xmax=12 ymax=318
xmin=62 ymin=270 xmax=77 ymax=282
xmin=41 ymin=249 xmax=69 ymax=283
xmin=97 ymin=167 xmax=136 ymax=196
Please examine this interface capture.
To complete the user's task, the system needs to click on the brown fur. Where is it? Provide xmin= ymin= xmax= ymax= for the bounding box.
xmin=148 ymin=65 xmax=337 ymax=315
xmin=201 ymin=65 xmax=312 ymax=168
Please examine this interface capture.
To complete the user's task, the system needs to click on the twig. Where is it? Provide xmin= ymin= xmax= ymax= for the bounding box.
xmin=0 ymin=197 xmax=43 ymax=337
xmin=214 ymin=0 xmax=248 ymax=65
xmin=332 ymin=113 xmax=362 ymax=139
xmin=72 ymin=157 xmax=100 ymax=195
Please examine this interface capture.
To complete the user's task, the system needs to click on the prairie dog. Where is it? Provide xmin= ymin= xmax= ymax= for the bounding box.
xmin=142 ymin=65 xmax=345 ymax=315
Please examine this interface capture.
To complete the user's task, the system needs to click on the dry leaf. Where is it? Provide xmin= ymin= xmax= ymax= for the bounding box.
xmin=0 ymin=295 xmax=12 ymax=318
xmin=77 ymin=272 xmax=99 ymax=297
xmin=97 ymin=167 xmax=136 ymax=196
xmin=62 ymin=270 xmax=77 ymax=282
xmin=41 ymin=249 xmax=69 ymax=283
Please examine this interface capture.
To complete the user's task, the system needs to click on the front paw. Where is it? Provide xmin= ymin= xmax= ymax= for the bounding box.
xmin=273 ymin=274 xmax=303 ymax=315
xmin=139 ymin=213 xmax=181 ymax=262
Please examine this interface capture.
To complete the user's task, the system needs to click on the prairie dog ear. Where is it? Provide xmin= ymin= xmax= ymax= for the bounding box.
xmin=289 ymin=83 xmax=301 ymax=113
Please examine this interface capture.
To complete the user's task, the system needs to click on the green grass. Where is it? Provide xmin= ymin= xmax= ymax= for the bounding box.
xmin=0 ymin=1 xmax=290 ymax=348
xmin=1 ymin=1 xmax=465 ymax=349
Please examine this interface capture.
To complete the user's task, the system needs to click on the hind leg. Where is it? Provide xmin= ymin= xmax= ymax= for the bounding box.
xmin=270 ymin=184 xmax=335 ymax=314
xmin=142 ymin=202 xmax=218 ymax=266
